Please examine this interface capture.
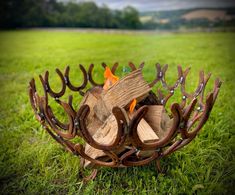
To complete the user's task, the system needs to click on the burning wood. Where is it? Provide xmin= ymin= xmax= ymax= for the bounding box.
xmin=94 ymin=69 xmax=151 ymax=121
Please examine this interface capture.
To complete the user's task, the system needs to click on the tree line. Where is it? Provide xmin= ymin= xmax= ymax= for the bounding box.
xmin=0 ymin=0 xmax=141 ymax=29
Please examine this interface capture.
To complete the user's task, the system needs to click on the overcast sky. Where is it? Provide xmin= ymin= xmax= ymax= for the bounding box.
xmin=63 ymin=0 xmax=235 ymax=11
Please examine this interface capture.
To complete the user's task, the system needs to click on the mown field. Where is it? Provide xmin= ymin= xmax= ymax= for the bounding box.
xmin=0 ymin=30 xmax=234 ymax=194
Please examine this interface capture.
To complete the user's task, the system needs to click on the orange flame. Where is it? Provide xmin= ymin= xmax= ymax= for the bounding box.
xmin=129 ymin=99 xmax=137 ymax=113
xmin=103 ymin=67 xmax=119 ymax=90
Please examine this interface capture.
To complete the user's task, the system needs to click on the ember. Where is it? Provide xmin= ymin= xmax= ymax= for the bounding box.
xmin=29 ymin=62 xmax=221 ymax=180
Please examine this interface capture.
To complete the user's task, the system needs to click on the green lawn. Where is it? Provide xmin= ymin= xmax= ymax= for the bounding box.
xmin=0 ymin=30 xmax=234 ymax=194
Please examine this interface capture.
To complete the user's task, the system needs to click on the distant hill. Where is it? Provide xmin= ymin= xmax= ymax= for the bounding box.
xmin=140 ymin=7 xmax=235 ymax=29
xmin=182 ymin=9 xmax=234 ymax=21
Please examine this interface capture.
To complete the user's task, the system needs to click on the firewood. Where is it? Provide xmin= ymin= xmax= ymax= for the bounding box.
xmin=84 ymin=112 xmax=159 ymax=167
xmin=94 ymin=69 xmax=151 ymax=122
xmin=84 ymin=114 xmax=119 ymax=168
xmin=128 ymin=112 xmax=159 ymax=143
xmin=82 ymin=71 xmax=160 ymax=167
xmin=144 ymin=105 xmax=173 ymax=138
xmin=80 ymin=87 xmax=103 ymax=136
xmin=137 ymin=118 xmax=159 ymax=143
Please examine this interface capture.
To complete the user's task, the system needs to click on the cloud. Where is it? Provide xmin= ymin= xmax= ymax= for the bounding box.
xmin=63 ymin=0 xmax=235 ymax=11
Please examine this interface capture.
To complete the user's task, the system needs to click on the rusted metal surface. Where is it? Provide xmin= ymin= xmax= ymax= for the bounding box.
xmin=28 ymin=62 xmax=222 ymax=179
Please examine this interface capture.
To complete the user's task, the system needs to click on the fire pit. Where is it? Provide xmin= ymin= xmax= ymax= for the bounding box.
xmin=28 ymin=62 xmax=221 ymax=180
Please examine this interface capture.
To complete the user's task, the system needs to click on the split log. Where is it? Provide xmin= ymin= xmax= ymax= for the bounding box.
xmin=94 ymin=69 xmax=151 ymax=122
xmin=84 ymin=114 xmax=120 ymax=168
xmin=128 ymin=112 xmax=159 ymax=143
xmin=129 ymin=106 xmax=173 ymax=159
xmin=84 ymin=113 xmax=159 ymax=167
xmin=144 ymin=105 xmax=173 ymax=138
xmin=138 ymin=119 xmax=159 ymax=143
xmin=79 ymin=87 xmax=103 ymax=136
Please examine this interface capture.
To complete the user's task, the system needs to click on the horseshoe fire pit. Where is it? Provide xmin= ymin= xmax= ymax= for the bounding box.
xmin=28 ymin=62 xmax=221 ymax=180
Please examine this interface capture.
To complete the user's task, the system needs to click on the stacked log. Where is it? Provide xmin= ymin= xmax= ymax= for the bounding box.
xmin=79 ymin=69 xmax=172 ymax=167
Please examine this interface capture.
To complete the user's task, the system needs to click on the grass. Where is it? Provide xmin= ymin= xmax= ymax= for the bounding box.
xmin=0 ymin=29 xmax=234 ymax=194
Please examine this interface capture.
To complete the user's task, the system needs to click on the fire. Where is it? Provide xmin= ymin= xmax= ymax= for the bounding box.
xmin=103 ymin=66 xmax=136 ymax=113
xmin=103 ymin=67 xmax=119 ymax=90
xmin=129 ymin=99 xmax=137 ymax=113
